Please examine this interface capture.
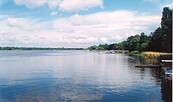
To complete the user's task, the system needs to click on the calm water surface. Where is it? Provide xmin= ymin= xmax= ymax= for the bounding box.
xmin=0 ymin=50 xmax=171 ymax=102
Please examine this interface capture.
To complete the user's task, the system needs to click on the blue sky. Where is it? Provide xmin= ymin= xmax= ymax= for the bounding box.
xmin=0 ymin=0 xmax=172 ymax=47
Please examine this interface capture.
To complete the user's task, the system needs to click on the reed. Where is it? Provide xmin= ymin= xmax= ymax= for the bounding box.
xmin=139 ymin=51 xmax=172 ymax=64
xmin=140 ymin=51 xmax=171 ymax=58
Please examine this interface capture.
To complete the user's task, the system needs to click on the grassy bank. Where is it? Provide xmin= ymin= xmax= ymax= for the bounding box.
xmin=112 ymin=50 xmax=129 ymax=53
xmin=139 ymin=51 xmax=172 ymax=59
xmin=129 ymin=51 xmax=172 ymax=57
xmin=128 ymin=51 xmax=172 ymax=64
xmin=96 ymin=50 xmax=129 ymax=54
xmin=97 ymin=50 xmax=172 ymax=65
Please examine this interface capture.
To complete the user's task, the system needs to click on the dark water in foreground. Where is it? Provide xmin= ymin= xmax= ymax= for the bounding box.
xmin=0 ymin=50 xmax=172 ymax=102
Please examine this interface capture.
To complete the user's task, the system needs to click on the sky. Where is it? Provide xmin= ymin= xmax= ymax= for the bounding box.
xmin=0 ymin=0 xmax=172 ymax=48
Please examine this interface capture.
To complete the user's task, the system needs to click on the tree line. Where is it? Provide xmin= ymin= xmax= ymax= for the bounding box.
xmin=88 ymin=7 xmax=172 ymax=53
xmin=0 ymin=47 xmax=84 ymax=50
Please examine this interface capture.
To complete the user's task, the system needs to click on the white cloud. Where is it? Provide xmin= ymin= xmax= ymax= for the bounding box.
xmin=14 ymin=0 xmax=103 ymax=11
xmin=14 ymin=0 xmax=47 ymax=8
xmin=59 ymin=0 xmax=103 ymax=11
xmin=100 ymin=37 xmax=108 ymax=43
xmin=47 ymin=0 xmax=61 ymax=9
xmin=7 ymin=18 xmax=27 ymax=27
xmin=6 ymin=17 xmax=41 ymax=32
xmin=50 ymin=11 xmax=58 ymax=16
xmin=14 ymin=0 xmax=61 ymax=9
xmin=0 ymin=10 xmax=161 ymax=47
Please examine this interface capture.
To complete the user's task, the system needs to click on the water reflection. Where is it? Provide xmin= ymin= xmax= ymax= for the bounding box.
xmin=0 ymin=51 xmax=171 ymax=102
xmin=161 ymin=79 xmax=172 ymax=102
xmin=136 ymin=66 xmax=172 ymax=102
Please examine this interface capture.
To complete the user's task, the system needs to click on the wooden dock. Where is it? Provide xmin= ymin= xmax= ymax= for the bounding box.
xmin=135 ymin=64 xmax=160 ymax=68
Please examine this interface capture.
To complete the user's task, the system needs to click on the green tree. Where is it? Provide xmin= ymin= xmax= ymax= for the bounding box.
xmin=97 ymin=44 xmax=109 ymax=50
xmin=126 ymin=35 xmax=140 ymax=52
xmin=87 ymin=45 xmax=97 ymax=50
xmin=108 ymin=44 xmax=116 ymax=50
xmin=139 ymin=32 xmax=149 ymax=52
xmin=161 ymin=7 xmax=172 ymax=52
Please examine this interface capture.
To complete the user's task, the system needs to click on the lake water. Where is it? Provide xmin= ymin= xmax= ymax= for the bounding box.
xmin=0 ymin=50 xmax=171 ymax=102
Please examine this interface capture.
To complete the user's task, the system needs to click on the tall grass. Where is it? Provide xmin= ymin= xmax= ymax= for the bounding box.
xmin=139 ymin=51 xmax=172 ymax=64
xmin=140 ymin=51 xmax=172 ymax=58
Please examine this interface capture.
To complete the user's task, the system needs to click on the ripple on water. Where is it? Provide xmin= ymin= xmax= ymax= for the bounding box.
xmin=0 ymin=51 xmax=166 ymax=102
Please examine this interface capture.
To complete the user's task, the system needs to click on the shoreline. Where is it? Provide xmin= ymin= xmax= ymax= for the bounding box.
xmin=97 ymin=50 xmax=172 ymax=65
xmin=0 ymin=47 xmax=84 ymax=50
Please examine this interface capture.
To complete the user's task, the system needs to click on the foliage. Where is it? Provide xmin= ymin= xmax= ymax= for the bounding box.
xmin=126 ymin=35 xmax=140 ymax=52
xmin=139 ymin=32 xmax=150 ymax=52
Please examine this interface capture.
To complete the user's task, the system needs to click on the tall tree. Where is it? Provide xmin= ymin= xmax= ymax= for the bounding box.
xmin=148 ymin=7 xmax=172 ymax=52
xmin=161 ymin=7 xmax=172 ymax=52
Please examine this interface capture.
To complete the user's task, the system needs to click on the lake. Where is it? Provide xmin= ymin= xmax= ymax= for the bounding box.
xmin=0 ymin=50 xmax=171 ymax=102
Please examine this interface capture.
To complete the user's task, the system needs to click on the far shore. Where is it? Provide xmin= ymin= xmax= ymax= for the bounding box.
xmin=0 ymin=47 xmax=84 ymax=50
